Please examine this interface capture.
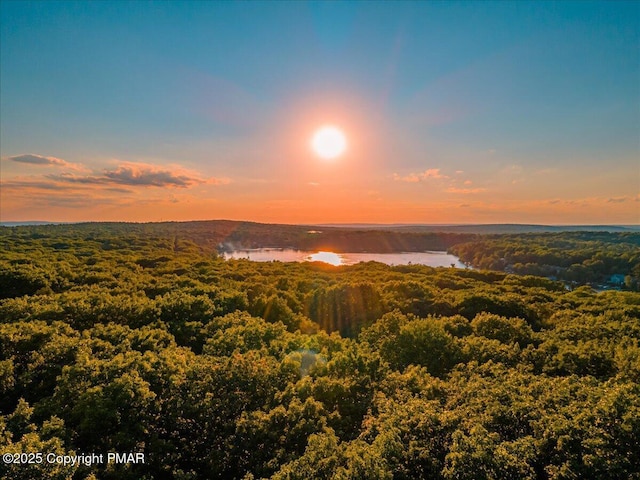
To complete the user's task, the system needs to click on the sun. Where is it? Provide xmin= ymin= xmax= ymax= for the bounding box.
xmin=311 ymin=126 xmax=347 ymax=160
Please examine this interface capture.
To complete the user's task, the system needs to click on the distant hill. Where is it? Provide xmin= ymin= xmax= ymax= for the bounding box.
xmin=3 ymin=221 xmax=638 ymax=234
xmin=318 ymin=223 xmax=640 ymax=234
xmin=0 ymin=221 xmax=72 ymax=227
xmin=0 ymin=220 xmax=473 ymax=253
xmin=2 ymin=221 xmax=638 ymax=253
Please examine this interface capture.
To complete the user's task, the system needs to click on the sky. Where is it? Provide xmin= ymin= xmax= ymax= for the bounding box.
xmin=1 ymin=1 xmax=638 ymax=224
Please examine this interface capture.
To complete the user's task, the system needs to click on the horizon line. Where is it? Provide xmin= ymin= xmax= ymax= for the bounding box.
xmin=1 ymin=219 xmax=639 ymax=228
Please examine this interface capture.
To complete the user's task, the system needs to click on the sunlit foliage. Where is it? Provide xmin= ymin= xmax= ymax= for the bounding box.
xmin=1 ymin=224 xmax=639 ymax=479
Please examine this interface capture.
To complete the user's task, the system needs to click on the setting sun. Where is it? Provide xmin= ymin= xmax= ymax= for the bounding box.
xmin=311 ymin=126 xmax=347 ymax=160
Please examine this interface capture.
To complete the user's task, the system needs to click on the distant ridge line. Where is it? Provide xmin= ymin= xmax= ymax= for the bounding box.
xmin=1 ymin=220 xmax=638 ymax=234
xmin=316 ymin=223 xmax=640 ymax=233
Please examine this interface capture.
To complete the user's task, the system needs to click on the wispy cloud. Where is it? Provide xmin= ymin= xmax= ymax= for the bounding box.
xmin=1 ymin=180 xmax=133 ymax=209
xmin=394 ymin=173 xmax=420 ymax=183
xmin=423 ymin=169 xmax=447 ymax=179
xmin=46 ymin=162 xmax=227 ymax=188
xmin=2 ymin=180 xmax=72 ymax=191
xmin=544 ymin=196 xmax=637 ymax=208
xmin=393 ymin=168 xmax=448 ymax=183
xmin=446 ymin=187 xmax=487 ymax=194
xmin=1 ymin=160 xmax=229 ymax=216
xmin=4 ymin=153 xmax=85 ymax=170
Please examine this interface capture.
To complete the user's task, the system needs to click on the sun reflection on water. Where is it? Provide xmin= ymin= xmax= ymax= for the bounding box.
xmin=306 ymin=251 xmax=343 ymax=266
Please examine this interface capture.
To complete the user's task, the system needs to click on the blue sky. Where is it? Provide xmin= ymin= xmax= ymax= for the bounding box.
xmin=1 ymin=1 xmax=638 ymax=223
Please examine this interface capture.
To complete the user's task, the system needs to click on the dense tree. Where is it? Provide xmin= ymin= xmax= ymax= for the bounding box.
xmin=0 ymin=224 xmax=639 ymax=479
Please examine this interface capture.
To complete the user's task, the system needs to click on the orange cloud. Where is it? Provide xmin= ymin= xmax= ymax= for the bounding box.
xmin=0 ymin=160 xmax=229 ymax=219
xmin=393 ymin=172 xmax=420 ymax=183
xmin=393 ymin=168 xmax=448 ymax=182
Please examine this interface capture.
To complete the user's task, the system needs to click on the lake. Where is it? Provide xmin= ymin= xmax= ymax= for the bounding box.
xmin=221 ymin=248 xmax=468 ymax=268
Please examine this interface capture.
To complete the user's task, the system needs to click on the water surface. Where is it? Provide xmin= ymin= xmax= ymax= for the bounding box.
xmin=222 ymin=248 xmax=467 ymax=268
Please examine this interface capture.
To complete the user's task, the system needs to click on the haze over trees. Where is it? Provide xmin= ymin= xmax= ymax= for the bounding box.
xmin=1 ymin=223 xmax=639 ymax=479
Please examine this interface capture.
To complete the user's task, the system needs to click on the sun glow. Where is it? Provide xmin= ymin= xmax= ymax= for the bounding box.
xmin=311 ymin=126 xmax=347 ymax=160
xmin=307 ymin=251 xmax=344 ymax=266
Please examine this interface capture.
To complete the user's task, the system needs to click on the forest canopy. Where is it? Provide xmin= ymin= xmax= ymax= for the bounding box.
xmin=1 ymin=223 xmax=639 ymax=479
